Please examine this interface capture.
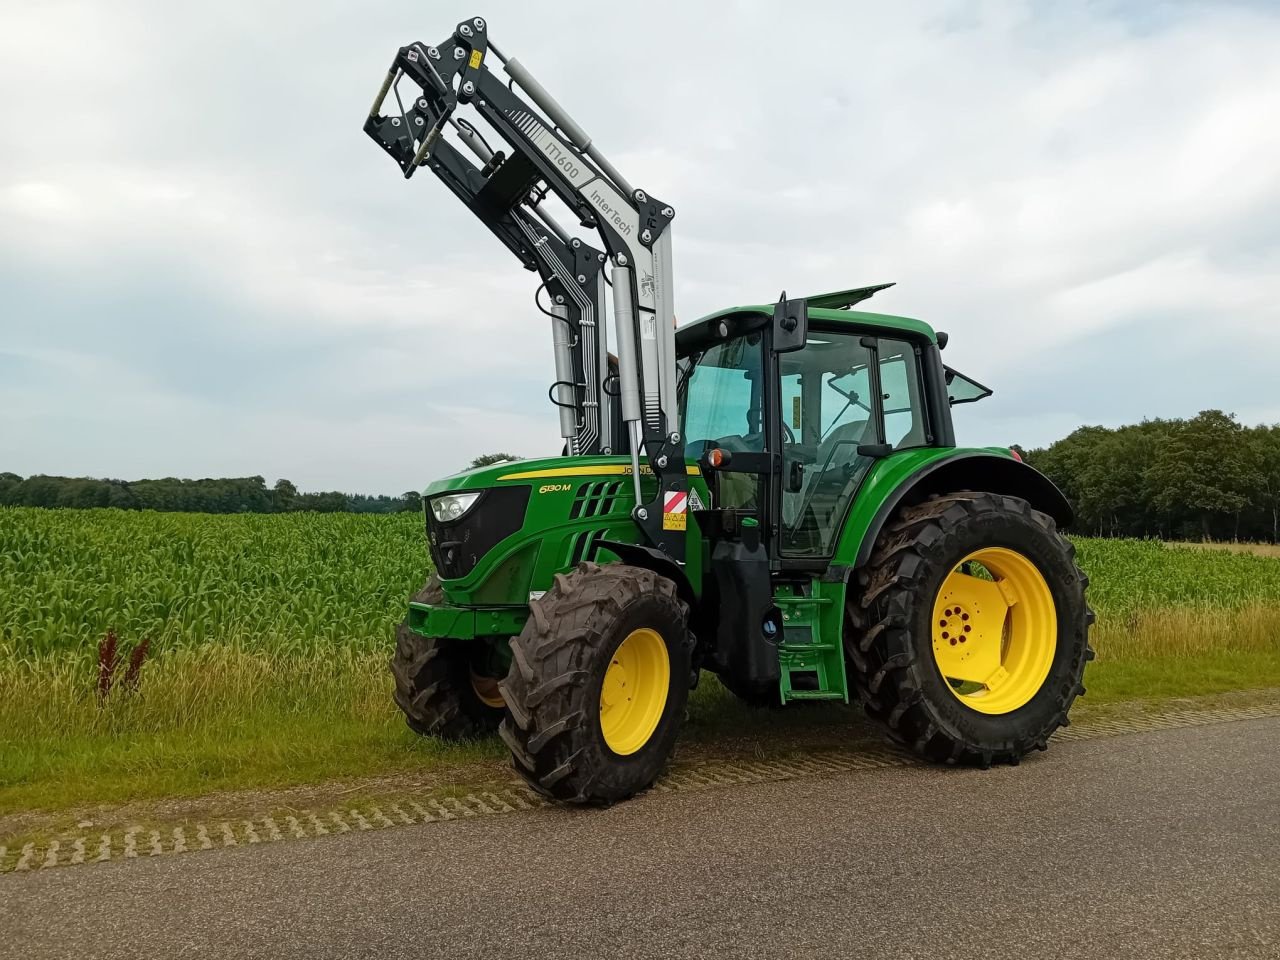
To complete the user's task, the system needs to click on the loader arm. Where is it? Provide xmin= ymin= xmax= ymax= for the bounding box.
xmin=363 ymin=16 xmax=687 ymax=560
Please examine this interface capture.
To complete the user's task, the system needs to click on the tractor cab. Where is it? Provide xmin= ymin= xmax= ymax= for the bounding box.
xmin=678 ymin=292 xmax=952 ymax=564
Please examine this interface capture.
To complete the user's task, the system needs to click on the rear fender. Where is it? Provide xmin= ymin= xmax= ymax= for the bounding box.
xmin=853 ymin=453 xmax=1073 ymax=568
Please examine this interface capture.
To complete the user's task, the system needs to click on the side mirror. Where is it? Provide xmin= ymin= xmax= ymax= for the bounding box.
xmin=856 ymin=443 xmax=893 ymax=459
xmin=787 ymin=460 xmax=804 ymax=493
xmin=771 ymin=291 xmax=808 ymax=353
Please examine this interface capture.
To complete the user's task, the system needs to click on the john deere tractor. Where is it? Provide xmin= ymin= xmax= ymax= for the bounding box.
xmin=364 ymin=17 xmax=1093 ymax=805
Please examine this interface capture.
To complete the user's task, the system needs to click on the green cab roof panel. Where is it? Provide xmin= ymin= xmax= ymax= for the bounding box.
xmin=682 ymin=304 xmax=938 ymax=345
xmin=804 ymin=282 xmax=895 ymax=310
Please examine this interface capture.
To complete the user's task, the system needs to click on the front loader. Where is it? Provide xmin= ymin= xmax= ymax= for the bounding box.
xmin=365 ymin=17 xmax=1094 ymax=805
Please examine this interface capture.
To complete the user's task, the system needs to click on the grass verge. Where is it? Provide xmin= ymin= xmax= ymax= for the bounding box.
xmin=3 ymin=601 xmax=1278 ymax=818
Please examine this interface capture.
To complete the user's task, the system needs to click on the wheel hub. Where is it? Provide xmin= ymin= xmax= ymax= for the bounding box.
xmin=931 ymin=547 xmax=1057 ymax=714
xmin=598 ymin=627 xmax=670 ymax=755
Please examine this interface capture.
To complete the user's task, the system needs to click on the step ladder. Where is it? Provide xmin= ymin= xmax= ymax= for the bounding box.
xmin=775 ymin=593 xmax=848 ymax=704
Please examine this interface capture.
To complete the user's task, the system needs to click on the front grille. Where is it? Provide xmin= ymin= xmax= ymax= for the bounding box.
xmin=426 ymin=486 xmax=531 ymax=580
xmin=569 ymin=480 xmax=626 ymax=520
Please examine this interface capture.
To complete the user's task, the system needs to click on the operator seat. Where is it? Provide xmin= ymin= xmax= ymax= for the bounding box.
xmin=794 ymin=419 xmax=873 ymax=550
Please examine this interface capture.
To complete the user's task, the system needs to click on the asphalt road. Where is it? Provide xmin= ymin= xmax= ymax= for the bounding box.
xmin=4 ymin=718 xmax=1278 ymax=960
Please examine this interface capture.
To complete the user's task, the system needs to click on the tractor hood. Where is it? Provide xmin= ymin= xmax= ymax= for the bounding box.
xmin=418 ymin=455 xmax=710 ymax=609
xmin=423 ymin=455 xmax=688 ymax=498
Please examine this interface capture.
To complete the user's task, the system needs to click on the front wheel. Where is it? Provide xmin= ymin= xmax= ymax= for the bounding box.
xmin=390 ymin=576 xmax=506 ymax=740
xmin=499 ymin=562 xmax=691 ymax=805
xmin=847 ymin=492 xmax=1094 ymax=765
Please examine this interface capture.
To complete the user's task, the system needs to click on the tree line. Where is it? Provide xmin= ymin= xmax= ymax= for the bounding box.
xmin=0 ymin=454 xmax=519 ymax=516
xmin=1022 ymin=410 xmax=1280 ymax=542
xmin=0 ymin=474 xmax=423 ymax=515
xmin=7 ymin=418 xmax=1278 ymax=542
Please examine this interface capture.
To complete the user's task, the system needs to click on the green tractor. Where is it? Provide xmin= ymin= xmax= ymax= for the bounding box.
xmin=365 ymin=17 xmax=1093 ymax=805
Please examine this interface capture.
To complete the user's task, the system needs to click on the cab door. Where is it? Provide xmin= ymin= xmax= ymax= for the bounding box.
xmin=776 ymin=330 xmax=930 ymax=560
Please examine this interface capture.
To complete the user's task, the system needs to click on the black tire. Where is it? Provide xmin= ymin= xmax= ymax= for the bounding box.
xmin=390 ymin=576 xmax=504 ymax=741
xmin=498 ymin=561 xmax=692 ymax=805
xmin=847 ymin=492 xmax=1095 ymax=766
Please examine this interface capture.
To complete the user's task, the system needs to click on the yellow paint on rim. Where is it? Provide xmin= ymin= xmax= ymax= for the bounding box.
xmin=931 ymin=547 xmax=1056 ymax=715
xmin=496 ymin=465 xmax=702 ymax=482
xmin=470 ymin=671 xmax=506 ymax=709
xmin=599 ymin=627 xmax=670 ymax=755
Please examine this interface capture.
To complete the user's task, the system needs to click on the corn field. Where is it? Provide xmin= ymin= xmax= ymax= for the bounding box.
xmin=1075 ymin=537 xmax=1280 ymax=614
xmin=1 ymin=507 xmax=431 ymax=661
xmin=3 ymin=507 xmax=1280 ymax=665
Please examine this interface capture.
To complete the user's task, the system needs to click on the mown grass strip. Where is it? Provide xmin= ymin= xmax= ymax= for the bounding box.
xmin=6 ymin=694 xmax=1279 ymax=876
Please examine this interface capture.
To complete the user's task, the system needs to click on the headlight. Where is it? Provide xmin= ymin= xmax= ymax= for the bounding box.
xmin=430 ymin=492 xmax=481 ymax=523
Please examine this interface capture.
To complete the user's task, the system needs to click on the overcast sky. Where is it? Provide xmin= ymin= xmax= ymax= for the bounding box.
xmin=2 ymin=0 xmax=1278 ymax=492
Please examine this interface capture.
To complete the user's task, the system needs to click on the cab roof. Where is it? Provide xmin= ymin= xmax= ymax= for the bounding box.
xmin=678 ymin=305 xmax=939 ymax=347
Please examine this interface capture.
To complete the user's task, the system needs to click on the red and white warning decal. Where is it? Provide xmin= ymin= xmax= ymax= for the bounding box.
xmin=662 ymin=490 xmax=689 ymax=531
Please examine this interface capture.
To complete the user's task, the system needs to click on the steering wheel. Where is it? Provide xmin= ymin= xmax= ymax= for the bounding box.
xmin=782 ymin=422 xmax=795 ymax=444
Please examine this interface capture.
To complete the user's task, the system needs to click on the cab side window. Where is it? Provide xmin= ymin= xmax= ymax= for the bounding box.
xmin=780 ymin=333 xmax=929 ymax=557
xmin=878 ymin=341 xmax=927 ymax=449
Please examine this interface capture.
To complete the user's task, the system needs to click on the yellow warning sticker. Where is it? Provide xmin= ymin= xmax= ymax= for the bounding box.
xmin=663 ymin=512 xmax=688 ymax=531
xmin=469 ymin=50 xmax=484 ymax=69
xmin=792 ymin=396 xmax=802 ymax=428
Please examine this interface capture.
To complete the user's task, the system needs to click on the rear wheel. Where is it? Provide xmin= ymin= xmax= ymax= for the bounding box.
xmin=499 ymin=562 xmax=691 ymax=805
xmin=390 ymin=576 xmax=505 ymax=740
xmin=847 ymin=492 xmax=1094 ymax=765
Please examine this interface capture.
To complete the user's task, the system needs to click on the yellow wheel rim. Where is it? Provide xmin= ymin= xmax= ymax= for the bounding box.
xmin=599 ymin=627 xmax=670 ymax=755
xmin=470 ymin=671 xmax=505 ymax=709
xmin=931 ymin=547 xmax=1056 ymax=715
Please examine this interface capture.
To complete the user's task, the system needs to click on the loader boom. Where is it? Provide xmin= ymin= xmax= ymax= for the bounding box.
xmin=364 ymin=16 xmax=687 ymax=560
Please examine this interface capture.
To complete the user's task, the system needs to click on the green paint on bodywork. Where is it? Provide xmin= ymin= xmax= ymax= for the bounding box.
xmin=418 ymin=455 xmax=710 ymax=615
xmin=775 ymin=580 xmax=848 ymax=704
xmin=829 ymin=445 xmax=1013 ymax=567
xmin=407 ymin=603 xmax=528 ymax=640
xmin=683 ymin=306 xmax=939 ymax=345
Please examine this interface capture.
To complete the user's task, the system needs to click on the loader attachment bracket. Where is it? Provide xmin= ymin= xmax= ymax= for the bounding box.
xmin=364 ymin=15 xmax=687 ymax=562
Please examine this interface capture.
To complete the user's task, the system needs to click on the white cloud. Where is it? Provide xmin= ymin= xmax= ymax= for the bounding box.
xmin=1 ymin=0 xmax=1279 ymax=489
